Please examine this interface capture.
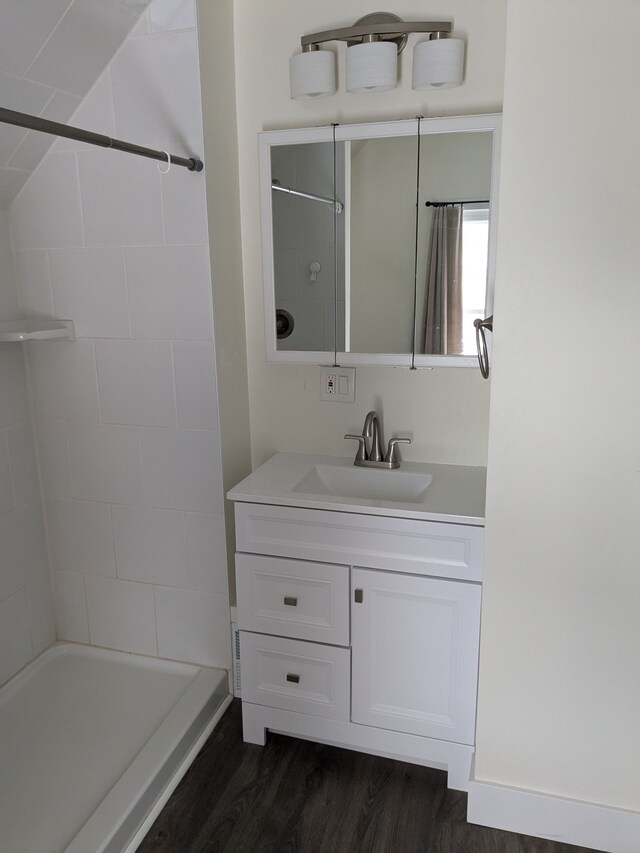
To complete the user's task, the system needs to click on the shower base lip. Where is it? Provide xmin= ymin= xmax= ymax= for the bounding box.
xmin=1 ymin=642 xmax=230 ymax=853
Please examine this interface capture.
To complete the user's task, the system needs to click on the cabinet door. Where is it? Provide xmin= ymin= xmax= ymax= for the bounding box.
xmin=351 ymin=568 xmax=481 ymax=745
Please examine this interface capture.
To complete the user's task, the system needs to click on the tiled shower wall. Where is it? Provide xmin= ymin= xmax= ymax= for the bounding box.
xmin=8 ymin=0 xmax=231 ymax=671
xmin=0 ymin=211 xmax=55 ymax=685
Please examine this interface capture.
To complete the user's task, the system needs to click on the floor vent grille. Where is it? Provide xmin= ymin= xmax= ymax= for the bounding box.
xmin=231 ymin=623 xmax=241 ymax=697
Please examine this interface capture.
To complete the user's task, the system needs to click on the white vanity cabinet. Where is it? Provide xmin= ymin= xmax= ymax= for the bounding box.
xmin=232 ymin=494 xmax=484 ymax=792
xmin=350 ymin=568 xmax=481 ymax=745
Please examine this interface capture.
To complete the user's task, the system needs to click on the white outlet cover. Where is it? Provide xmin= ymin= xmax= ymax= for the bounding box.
xmin=319 ymin=366 xmax=356 ymax=402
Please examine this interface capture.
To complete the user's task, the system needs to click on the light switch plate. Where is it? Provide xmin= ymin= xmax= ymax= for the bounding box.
xmin=319 ymin=366 xmax=356 ymax=402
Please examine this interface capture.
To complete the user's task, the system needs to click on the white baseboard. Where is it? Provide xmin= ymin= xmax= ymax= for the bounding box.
xmin=467 ymin=774 xmax=640 ymax=853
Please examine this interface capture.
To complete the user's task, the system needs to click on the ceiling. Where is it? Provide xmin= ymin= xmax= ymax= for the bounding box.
xmin=0 ymin=0 xmax=150 ymax=208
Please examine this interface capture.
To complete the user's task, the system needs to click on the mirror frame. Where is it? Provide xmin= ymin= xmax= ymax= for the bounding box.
xmin=259 ymin=113 xmax=502 ymax=368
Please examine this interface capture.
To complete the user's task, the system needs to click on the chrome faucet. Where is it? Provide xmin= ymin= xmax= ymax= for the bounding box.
xmin=344 ymin=410 xmax=411 ymax=469
xmin=363 ymin=410 xmax=383 ymax=462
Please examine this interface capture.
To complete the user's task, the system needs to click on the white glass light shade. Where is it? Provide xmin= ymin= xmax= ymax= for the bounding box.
xmin=346 ymin=41 xmax=397 ymax=93
xmin=289 ymin=50 xmax=336 ymax=99
xmin=412 ymin=38 xmax=465 ymax=89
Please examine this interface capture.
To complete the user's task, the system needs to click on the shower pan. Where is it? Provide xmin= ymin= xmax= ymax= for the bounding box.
xmin=0 ymin=643 xmax=230 ymax=853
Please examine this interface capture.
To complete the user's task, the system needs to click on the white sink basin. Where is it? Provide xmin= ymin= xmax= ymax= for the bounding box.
xmin=292 ymin=464 xmax=432 ymax=504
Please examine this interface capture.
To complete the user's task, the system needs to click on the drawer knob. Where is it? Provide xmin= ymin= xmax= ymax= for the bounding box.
xmin=283 ymin=596 xmax=298 ymax=607
xmin=286 ymin=673 xmax=300 ymax=684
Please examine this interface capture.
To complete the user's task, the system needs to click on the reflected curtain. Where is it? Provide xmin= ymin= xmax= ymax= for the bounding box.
xmin=422 ymin=205 xmax=463 ymax=354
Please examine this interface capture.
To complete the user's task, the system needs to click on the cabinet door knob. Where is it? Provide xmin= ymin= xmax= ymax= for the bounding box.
xmin=354 ymin=588 xmax=363 ymax=603
xmin=283 ymin=595 xmax=298 ymax=607
xmin=286 ymin=673 xmax=300 ymax=684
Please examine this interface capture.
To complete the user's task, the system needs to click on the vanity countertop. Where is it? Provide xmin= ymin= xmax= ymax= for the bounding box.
xmin=227 ymin=453 xmax=486 ymax=526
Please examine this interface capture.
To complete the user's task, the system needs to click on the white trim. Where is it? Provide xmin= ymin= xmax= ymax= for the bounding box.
xmin=260 ymin=114 xmax=502 ymax=368
xmin=125 ymin=695 xmax=233 ymax=853
xmin=242 ymin=701 xmax=474 ymax=791
xmin=467 ymin=774 xmax=640 ymax=853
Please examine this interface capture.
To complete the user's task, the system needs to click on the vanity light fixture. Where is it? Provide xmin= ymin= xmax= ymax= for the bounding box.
xmin=289 ymin=13 xmax=464 ymax=99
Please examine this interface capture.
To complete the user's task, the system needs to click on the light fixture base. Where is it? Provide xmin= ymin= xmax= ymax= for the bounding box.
xmin=347 ymin=13 xmax=408 ymax=54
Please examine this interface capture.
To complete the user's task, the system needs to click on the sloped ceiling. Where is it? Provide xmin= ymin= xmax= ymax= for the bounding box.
xmin=0 ymin=0 xmax=151 ymax=209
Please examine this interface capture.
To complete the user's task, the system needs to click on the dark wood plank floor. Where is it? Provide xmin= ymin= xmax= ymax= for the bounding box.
xmin=138 ymin=701 xmax=597 ymax=853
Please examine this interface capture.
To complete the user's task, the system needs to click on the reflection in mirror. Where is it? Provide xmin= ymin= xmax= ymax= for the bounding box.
xmin=416 ymin=132 xmax=492 ymax=356
xmin=349 ymin=136 xmax=417 ymax=353
xmin=261 ymin=115 xmax=500 ymax=366
xmin=271 ymin=142 xmax=345 ymax=353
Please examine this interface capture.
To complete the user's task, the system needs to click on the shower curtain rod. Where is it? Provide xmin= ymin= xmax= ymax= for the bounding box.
xmin=0 ymin=107 xmax=203 ymax=172
xmin=271 ymin=180 xmax=344 ymax=213
xmin=425 ymin=199 xmax=489 ymax=207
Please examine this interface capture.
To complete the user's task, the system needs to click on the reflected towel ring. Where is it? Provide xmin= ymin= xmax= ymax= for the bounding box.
xmin=157 ymin=151 xmax=171 ymax=174
xmin=474 ymin=315 xmax=493 ymax=379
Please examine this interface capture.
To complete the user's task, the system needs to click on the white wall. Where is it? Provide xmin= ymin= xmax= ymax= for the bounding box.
xmin=231 ymin=0 xmax=506 ymax=468
xmin=9 ymin=0 xmax=231 ymax=670
xmin=0 ymin=211 xmax=54 ymax=685
xmin=475 ymin=0 xmax=640 ymax=815
xmin=197 ymin=0 xmax=252 ymax=603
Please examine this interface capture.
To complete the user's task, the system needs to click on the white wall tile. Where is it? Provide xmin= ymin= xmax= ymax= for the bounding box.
xmin=8 ymin=92 xmax=82 ymax=171
xmin=161 ymin=152 xmax=209 ymax=246
xmin=10 ymin=153 xmax=84 ymax=250
xmin=111 ymin=30 xmax=202 ymax=145
xmin=34 ymin=419 xmax=73 ymax=498
xmin=0 ymin=0 xmax=72 ymax=77
xmin=126 ymin=246 xmax=213 ymax=340
xmin=47 ymin=498 xmax=116 ymax=576
xmin=49 ymin=248 xmax=131 ymax=338
xmin=96 ymin=340 xmax=175 ymax=426
xmin=14 ymin=250 xmax=55 ymax=318
xmin=0 ymin=71 xmax=54 ymax=161
xmin=68 ymin=423 xmax=144 ymax=505
xmin=53 ymin=72 xmax=116 ymax=153
xmin=26 ymin=573 xmax=56 ymax=655
xmin=149 ymin=0 xmax=196 ymax=33
xmin=0 ymin=247 xmax=19 ymax=319
xmin=0 ymin=438 xmax=16 ymax=514
xmin=0 ymin=211 xmax=11 ymax=251
xmin=173 ymin=342 xmax=218 ymax=429
xmin=25 ymin=0 xmax=139 ymax=99
xmin=6 ymin=424 xmax=40 ymax=508
xmin=0 ymin=506 xmax=48 ymax=602
xmin=142 ymin=427 xmax=223 ymax=512
xmin=27 ymin=340 xmax=100 ymax=423
xmin=113 ymin=505 xmax=185 ymax=585
xmin=185 ymin=512 xmax=228 ymax=594
xmin=0 ymin=346 xmax=30 ymax=428
xmin=0 ymin=589 xmax=33 ymax=686
xmin=85 ymin=575 xmax=157 ymax=655
xmin=154 ymin=585 xmax=230 ymax=667
xmin=0 ymin=169 xmax=30 ymax=210
xmin=128 ymin=10 xmax=151 ymax=37
xmin=0 ymin=442 xmax=16 ymax=512
xmin=52 ymin=570 xmax=89 ymax=643
xmin=78 ymin=149 xmax=164 ymax=247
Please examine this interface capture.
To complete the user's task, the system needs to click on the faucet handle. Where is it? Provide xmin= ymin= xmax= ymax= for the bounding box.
xmin=385 ymin=437 xmax=411 ymax=466
xmin=344 ymin=433 xmax=368 ymax=463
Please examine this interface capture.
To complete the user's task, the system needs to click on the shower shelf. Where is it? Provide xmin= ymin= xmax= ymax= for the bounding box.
xmin=0 ymin=319 xmax=75 ymax=342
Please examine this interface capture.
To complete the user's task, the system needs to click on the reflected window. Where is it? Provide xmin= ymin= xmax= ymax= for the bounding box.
xmin=461 ymin=205 xmax=489 ymax=354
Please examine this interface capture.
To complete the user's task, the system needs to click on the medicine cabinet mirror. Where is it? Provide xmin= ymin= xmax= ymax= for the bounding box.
xmin=259 ymin=114 xmax=501 ymax=367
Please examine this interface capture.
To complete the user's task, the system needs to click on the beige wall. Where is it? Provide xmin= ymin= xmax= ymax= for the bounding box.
xmin=198 ymin=0 xmax=252 ymax=598
xmin=232 ymin=0 xmax=506 ymax=468
xmin=475 ymin=0 xmax=640 ymax=811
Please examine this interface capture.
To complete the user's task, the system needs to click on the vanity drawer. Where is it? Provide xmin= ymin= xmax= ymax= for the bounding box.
xmin=236 ymin=553 xmax=349 ymax=645
xmin=235 ymin=503 xmax=484 ymax=582
xmin=240 ymin=631 xmax=350 ymax=721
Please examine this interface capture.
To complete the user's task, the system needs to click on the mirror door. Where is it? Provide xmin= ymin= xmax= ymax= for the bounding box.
xmin=260 ymin=115 xmax=501 ymax=367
